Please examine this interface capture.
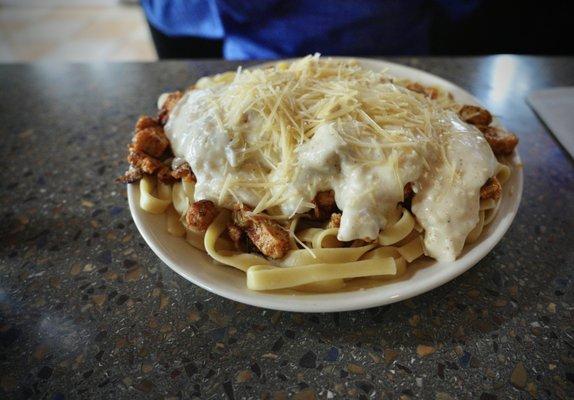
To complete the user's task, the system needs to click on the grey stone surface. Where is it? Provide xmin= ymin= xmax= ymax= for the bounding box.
xmin=0 ymin=57 xmax=573 ymax=400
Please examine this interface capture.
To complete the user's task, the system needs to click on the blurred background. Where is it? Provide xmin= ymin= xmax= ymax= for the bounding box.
xmin=0 ymin=0 xmax=572 ymax=63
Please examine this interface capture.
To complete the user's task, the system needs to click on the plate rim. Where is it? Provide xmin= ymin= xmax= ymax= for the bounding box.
xmin=127 ymin=57 xmax=523 ymax=312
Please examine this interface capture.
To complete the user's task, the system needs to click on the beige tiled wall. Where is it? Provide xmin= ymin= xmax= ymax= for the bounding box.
xmin=0 ymin=5 xmax=157 ymax=62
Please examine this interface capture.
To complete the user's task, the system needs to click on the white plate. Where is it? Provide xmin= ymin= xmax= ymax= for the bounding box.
xmin=127 ymin=58 xmax=523 ymax=312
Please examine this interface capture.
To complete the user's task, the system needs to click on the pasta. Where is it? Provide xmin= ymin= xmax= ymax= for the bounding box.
xmin=139 ymin=176 xmax=171 ymax=214
xmin=127 ymin=56 xmax=517 ymax=293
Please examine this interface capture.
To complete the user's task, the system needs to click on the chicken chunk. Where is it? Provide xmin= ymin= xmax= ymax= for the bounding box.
xmin=158 ymin=91 xmax=183 ymax=125
xmin=311 ymin=190 xmax=337 ymax=220
xmin=135 ymin=115 xmax=159 ymax=131
xmin=233 ymin=205 xmax=290 ymax=259
xmin=480 ymin=177 xmax=502 ymax=201
xmin=458 ymin=105 xmax=493 ymax=126
xmin=171 ymin=162 xmax=195 ymax=182
xmin=127 ymin=150 xmax=162 ymax=174
xmin=116 ymin=167 xmax=143 ymax=184
xmin=479 ymin=126 xmax=519 ymax=156
xmin=132 ymin=125 xmax=169 ymax=158
xmin=406 ymin=82 xmax=438 ymax=99
xmin=117 ymin=116 xmax=169 ymax=183
xmin=227 ymin=223 xmax=260 ymax=253
xmin=227 ymin=224 xmax=243 ymax=246
xmin=185 ymin=200 xmax=218 ymax=233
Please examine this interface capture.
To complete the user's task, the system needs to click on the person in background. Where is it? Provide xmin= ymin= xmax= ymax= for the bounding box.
xmin=141 ymin=0 xmax=479 ymax=59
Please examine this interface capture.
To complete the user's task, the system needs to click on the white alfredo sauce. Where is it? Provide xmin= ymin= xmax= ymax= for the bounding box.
xmin=162 ymin=64 xmax=498 ymax=262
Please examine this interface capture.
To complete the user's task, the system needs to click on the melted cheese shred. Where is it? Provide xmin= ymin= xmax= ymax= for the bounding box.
xmin=164 ymin=55 xmax=499 ymax=262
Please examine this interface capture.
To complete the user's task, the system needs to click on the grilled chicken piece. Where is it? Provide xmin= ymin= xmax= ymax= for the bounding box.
xmin=127 ymin=150 xmax=162 ymax=174
xmin=480 ymin=177 xmax=502 ymax=201
xmin=118 ymin=116 xmax=164 ymax=183
xmin=158 ymin=91 xmax=183 ymax=125
xmin=171 ymin=162 xmax=195 ymax=182
xmin=131 ymin=123 xmax=169 ymax=158
xmin=232 ymin=205 xmax=290 ymax=259
xmin=227 ymin=223 xmax=260 ymax=253
xmin=116 ymin=167 xmax=144 ymax=183
xmin=135 ymin=115 xmax=159 ymax=131
xmin=479 ymin=126 xmax=519 ymax=156
xmin=312 ymin=190 xmax=337 ymax=220
xmin=227 ymin=224 xmax=243 ymax=246
xmin=119 ymin=113 xmax=190 ymax=184
xmin=327 ymin=213 xmax=341 ymax=229
xmin=458 ymin=105 xmax=493 ymax=126
xmin=406 ymin=82 xmax=438 ymax=99
xmin=185 ymin=200 xmax=218 ymax=233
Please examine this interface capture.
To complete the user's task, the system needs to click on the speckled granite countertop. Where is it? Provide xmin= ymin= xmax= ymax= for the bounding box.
xmin=0 ymin=57 xmax=573 ymax=400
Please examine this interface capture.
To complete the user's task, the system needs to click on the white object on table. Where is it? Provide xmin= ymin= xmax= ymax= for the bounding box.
xmin=128 ymin=58 xmax=523 ymax=312
xmin=527 ymin=87 xmax=574 ymax=158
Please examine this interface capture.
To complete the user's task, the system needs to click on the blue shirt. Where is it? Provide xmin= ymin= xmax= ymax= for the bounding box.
xmin=142 ymin=0 xmax=478 ymax=59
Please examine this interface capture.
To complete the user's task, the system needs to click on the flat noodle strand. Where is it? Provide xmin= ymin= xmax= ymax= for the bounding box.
xmin=280 ymin=245 xmax=375 ymax=267
xmin=166 ymin=206 xmax=186 ymax=237
xmin=312 ymin=228 xmax=343 ymax=249
xmin=496 ymin=163 xmax=511 ymax=184
xmin=466 ymin=211 xmax=485 ymax=244
xmin=379 ymin=209 xmax=415 ymax=245
xmin=172 ymin=182 xmax=189 ymax=215
xmin=140 ymin=176 xmax=171 ymax=214
xmin=246 ymin=257 xmax=398 ymax=290
xmin=397 ymin=235 xmax=425 ymax=262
